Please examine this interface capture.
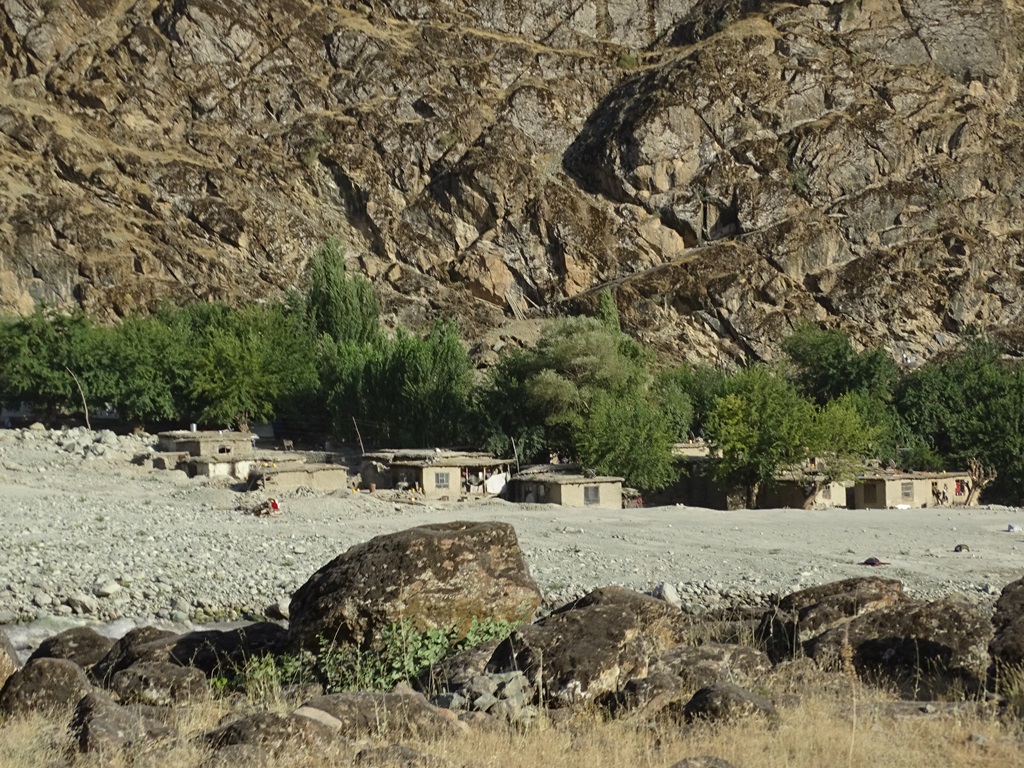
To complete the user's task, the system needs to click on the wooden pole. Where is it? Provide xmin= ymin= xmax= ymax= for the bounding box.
xmin=64 ymin=366 xmax=90 ymax=430
xmin=352 ymin=416 xmax=365 ymax=454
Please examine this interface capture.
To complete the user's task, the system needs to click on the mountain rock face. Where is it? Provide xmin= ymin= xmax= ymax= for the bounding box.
xmin=2 ymin=0 xmax=1024 ymax=361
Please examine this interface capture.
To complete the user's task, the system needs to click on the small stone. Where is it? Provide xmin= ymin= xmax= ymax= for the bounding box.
xmin=653 ymin=581 xmax=682 ymax=609
xmin=93 ymin=581 xmax=121 ymax=598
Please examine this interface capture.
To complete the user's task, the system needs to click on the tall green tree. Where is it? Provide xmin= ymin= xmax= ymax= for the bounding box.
xmin=896 ymin=337 xmax=1024 ymax=499
xmin=0 ymin=307 xmax=99 ymax=419
xmin=705 ymin=365 xmax=815 ymax=507
xmin=782 ymin=323 xmax=899 ymax=405
xmin=476 ymin=317 xmax=677 ymax=490
xmin=305 ymin=239 xmax=380 ymax=346
xmin=187 ymin=303 xmax=317 ymax=431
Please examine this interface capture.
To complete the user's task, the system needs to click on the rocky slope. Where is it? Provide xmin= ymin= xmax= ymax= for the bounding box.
xmin=3 ymin=0 xmax=1024 ymax=362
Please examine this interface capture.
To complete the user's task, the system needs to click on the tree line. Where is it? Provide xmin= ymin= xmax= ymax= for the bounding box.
xmin=1 ymin=240 xmax=1022 ymax=503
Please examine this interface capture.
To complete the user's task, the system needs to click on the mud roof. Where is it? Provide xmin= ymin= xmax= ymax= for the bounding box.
xmin=511 ymin=464 xmax=623 ymax=484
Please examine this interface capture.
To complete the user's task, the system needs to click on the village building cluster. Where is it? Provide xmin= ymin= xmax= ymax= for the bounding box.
xmin=147 ymin=430 xmax=978 ymax=511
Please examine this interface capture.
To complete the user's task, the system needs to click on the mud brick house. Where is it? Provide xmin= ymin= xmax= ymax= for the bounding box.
xmin=509 ymin=465 xmax=623 ymax=509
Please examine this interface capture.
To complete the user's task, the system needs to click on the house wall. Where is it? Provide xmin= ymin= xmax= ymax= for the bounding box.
xmin=760 ymin=481 xmax=847 ymax=509
xmin=264 ymin=467 xmax=351 ymax=491
xmin=157 ymin=434 xmax=253 ymax=459
xmin=853 ymin=476 xmax=973 ymax=509
xmin=853 ymin=480 xmax=888 ymax=509
xmin=557 ymin=481 xmax=622 ymax=510
xmin=419 ymin=465 xmax=460 ymax=498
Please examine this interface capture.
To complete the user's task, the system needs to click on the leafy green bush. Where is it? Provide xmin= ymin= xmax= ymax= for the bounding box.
xmin=214 ymin=617 xmax=518 ymax=699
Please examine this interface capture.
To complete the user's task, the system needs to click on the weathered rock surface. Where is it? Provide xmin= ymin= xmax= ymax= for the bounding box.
xmin=489 ymin=585 xmax=688 ymax=707
xmin=92 ymin=623 xmax=286 ymax=684
xmin=654 ymin=642 xmax=771 ymax=691
xmin=355 ymin=744 xmax=450 ymax=768
xmin=806 ymin=594 xmax=992 ymax=698
xmin=0 ymin=629 xmax=18 ymax=688
xmin=0 ymin=657 xmax=93 ymax=717
xmin=70 ymin=691 xmax=175 ymax=754
xmin=28 ymin=626 xmax=115 ymax=670
xmin=298 ymin=691 xmax=460 ymax=741
xmin=990 ymin=575 xmax=1024 ymax=674
xmin=289 ymin=521 xmax=541 ymax=651
xmin=606 ymin=642 xmax=771 ymax=717
xmin=758 ymin=577 xmax=908 ymax=661
xmin=3 ymin=0 xmax=1024 ymax=361
xmin=202 ymin=711 xmax=337 ymax=757
xmin=110 ymin=661 xmax=209 ymax=706
xmin=679 ymin=682 xmax=778 ymax=724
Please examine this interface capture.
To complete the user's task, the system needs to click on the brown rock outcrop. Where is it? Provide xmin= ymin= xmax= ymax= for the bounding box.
xmin=288 ymin=521 xmax=540 ymax=652
xmin=757 ymin=577 xmax=907 ymax=661
xmin=2 ymin=0 xmax=1024 ymax=361
xmin=488 ymin=586 xmax=688 ymax=707
xmin=806 ymin=594 xmax=992 ymax=698
xmin=28 ymin=626 xmax=115 ymax=671
xmin=0 ymin=657 xmax=93 ymax=718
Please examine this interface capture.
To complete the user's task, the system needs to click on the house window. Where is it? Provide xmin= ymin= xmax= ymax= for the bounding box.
xmin=584 ymin=485 xmax=600 ymax=505
xmin=218 ymin=446 xmax=232 ymax=455
xmin=901 ymin=481 xmax=914 ymax=499
xmin=821 ymin=485 xmax=831 ymax=500
xmin=864 ymin=484 xmax=877 ymax=504
xmin=435 ymin=471 xmax=450 ymax=490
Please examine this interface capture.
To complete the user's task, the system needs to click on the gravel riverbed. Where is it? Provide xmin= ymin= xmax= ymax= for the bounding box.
xmin=3 ymin=425 xmax=1024 ymax=649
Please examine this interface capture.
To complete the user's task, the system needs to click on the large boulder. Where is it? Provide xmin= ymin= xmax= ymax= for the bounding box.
xmin=28 ymin=627 xmax=116 ymax=671
xmin=488 ymin=586 xmax=688 ymax=707
xmin=110 ymin=662 xmax=209 ymax=706
xmin=289 ymin=522 xmax=541 ymax=651
xmin=806 ymin=594 xmax=992 ymax=698
xmin=990 ymin=576 xmax=1024 ymax=676
xmin=92 ymin=623 xmax=286 ymax=684
xmin=757 ymin=577 xmax=908 ymax=661
xmin=0 ymin=657 xmax=93 ymax=718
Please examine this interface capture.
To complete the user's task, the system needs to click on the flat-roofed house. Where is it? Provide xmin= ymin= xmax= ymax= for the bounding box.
xmin=509 ymin=465 xmax=623 ymax=510
xmin=852 ymin=470 xmax=973 ymax=509
xmin=360 ymin=450 xmax=512 ymax=499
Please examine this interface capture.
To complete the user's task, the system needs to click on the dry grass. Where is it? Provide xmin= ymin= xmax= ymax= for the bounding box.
xmin=1 ymin=682 xmax=1022 ymax=768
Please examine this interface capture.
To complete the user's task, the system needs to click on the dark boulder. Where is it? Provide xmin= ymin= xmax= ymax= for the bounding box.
xmin=202 ymin=711 xmax=336 ymax=757
xmin=110 ymin=661 xmax=209 ymax=706
xmin=654 ymin=643 xmax=771 ymax=691
xmin=806 ymin=594 xmax=992 ymax=698
xmin=0 ymin=657 xmax=93 ymax=718
xmin=298 ymin=691 xmax=460 ymax=741
xmin=679 ymin=682 xmax=778 ymax=724
xmin=489 ymin=586 xmax=688 ymax=707
xmin=28 ymin=627 xmax=115 ymax=670
xmin=990 ymin=577 xmax=1024 ymax=676
xmin=757 ymin=577 xmax=907 ymax=661
xmin=0 ymin=628 xmax=18 ymax=688
xmin=70 ymin=691 xmax=175 ymax=754
xmin=93 ymin=623 xmax=286 ymax=684
xmin=289 ymin=522 xmax=541 ymax=652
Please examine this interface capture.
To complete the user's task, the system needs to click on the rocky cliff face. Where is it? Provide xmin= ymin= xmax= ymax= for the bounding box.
xmin=2 ymin=0 xmax=1024 ymax=362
